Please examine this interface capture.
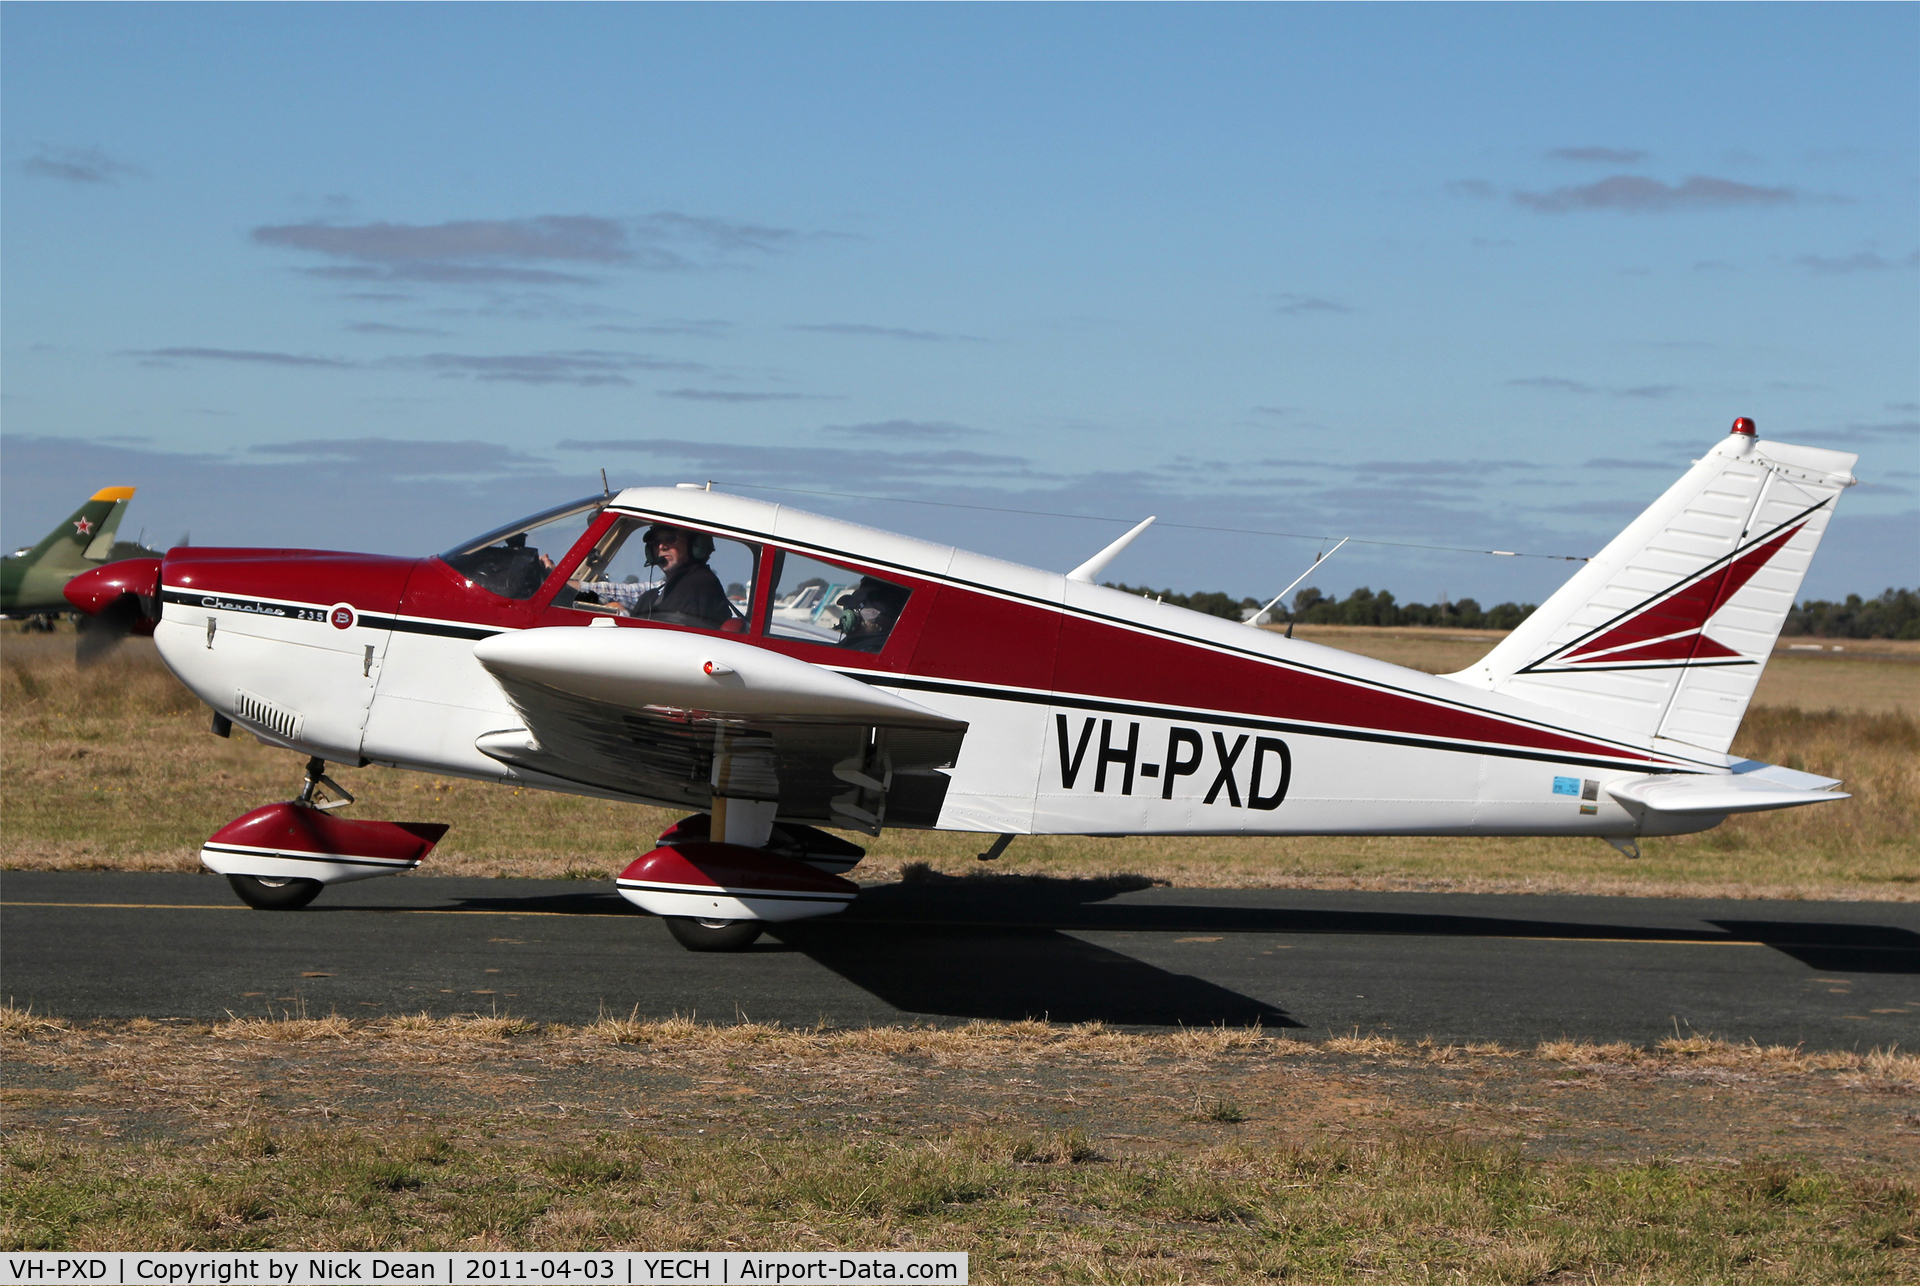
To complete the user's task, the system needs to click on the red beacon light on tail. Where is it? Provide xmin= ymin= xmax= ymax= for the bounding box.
xmin=1731 ymin=417 xmax=1757 ymax=436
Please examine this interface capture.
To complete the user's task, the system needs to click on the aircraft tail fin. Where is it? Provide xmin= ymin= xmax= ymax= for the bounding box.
xmin=24 ymin=487 xmax=137 ymax=573
xmin=82 ymin=491 xmax=136 ymax=560
xmin=1445 ymin=422 xmax=1856 ymax=756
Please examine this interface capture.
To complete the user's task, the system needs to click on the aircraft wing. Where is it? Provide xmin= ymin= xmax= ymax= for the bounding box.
xmin=472 ymin=627 xmax=968 ymax=832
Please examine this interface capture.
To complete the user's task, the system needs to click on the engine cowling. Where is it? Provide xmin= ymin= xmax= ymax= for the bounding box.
xmin=63 ymin=557 xmax=161 ymax=618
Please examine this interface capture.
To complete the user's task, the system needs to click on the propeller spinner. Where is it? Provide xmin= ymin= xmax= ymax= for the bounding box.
xmin=64 ymin=557 xmax=162 ymax=667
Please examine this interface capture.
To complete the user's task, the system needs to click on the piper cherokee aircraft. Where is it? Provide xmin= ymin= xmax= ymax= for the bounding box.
xmin=65 ymin=418 xmax=1858 ymax=950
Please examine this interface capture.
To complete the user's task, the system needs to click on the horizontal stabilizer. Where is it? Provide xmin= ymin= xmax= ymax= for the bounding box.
xmin=1606 ymin=772 xmax=1848 ymax=816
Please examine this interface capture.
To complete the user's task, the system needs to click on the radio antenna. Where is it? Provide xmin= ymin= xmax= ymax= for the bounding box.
xmin=1248 ymin=536 xmax=1349 ymax=631
xmin=600 ymin=468 xmax=611 ymax=498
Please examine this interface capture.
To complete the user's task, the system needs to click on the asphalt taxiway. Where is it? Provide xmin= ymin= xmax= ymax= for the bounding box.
xmin=3 ymin=870 xmax=1915 ymax=1047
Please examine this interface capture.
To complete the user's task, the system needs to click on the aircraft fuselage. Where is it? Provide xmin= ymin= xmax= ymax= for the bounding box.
xmin=154 ymin=488 xmax=1727 ymax=842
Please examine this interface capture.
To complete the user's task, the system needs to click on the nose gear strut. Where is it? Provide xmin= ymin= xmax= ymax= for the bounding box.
xmin=296 ymin=756 xmax=356 ymax=811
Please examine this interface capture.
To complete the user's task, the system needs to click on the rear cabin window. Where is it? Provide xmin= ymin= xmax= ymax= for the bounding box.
xmin=767 ymin=550 xmax=911 ymax=653
xmin=556 ymin=516 xmax=756 ymax=632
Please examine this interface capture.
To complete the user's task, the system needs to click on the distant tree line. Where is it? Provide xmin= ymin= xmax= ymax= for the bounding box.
xmin=1104 ymin=583 xmax=1538 ymax=630
xmin=1783 ymin=588 xmax=1920 ymax=640
xmin=1107 ymin=581 xmax=1920 ymax=639
xmin=1105 ymin=584 xmax=1257 ymax=621
xmin=1287 ymin=587 xmax=1538 ymax=630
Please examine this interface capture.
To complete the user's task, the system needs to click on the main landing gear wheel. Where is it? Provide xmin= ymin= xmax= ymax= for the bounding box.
xmin=226 ymin=874 xmax=323 ymax=911
xmin=664 ymin=916 xmax=764 ymax=952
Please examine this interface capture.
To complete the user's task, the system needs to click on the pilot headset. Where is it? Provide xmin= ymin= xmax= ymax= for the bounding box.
xmin=643 ymin=525 xmax=714 ymax=567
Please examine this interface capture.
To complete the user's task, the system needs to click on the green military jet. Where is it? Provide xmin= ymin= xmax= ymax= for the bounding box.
xmin=1 ymin=486 xmax=151 ymax=619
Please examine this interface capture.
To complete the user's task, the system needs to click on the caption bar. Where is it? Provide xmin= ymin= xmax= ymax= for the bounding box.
xmin=0 ymin=1254 xmax=967 ymax=1285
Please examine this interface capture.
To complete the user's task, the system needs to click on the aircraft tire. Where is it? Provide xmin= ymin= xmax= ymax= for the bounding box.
xmin=664 ymin=916 xmax=764 ymax=952
xmin=226 ymin=874 xmax=324 ymax=911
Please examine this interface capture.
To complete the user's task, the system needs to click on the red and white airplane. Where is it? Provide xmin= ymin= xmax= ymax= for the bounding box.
xmin=66 ymin=418 xmax=1857 ymax=950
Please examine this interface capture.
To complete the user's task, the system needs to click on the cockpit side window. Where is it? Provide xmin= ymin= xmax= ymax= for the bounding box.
xmin=766 ymin=550 xmax=912 ymax=653
xmin=440 ymin=497 xmax=604 ymax=601
xmin=554 ymin=515 xmax=757 ymax=632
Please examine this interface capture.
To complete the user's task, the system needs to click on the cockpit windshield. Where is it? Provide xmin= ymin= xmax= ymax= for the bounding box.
xmin=439 ymin=496 xmax=604 ymax=600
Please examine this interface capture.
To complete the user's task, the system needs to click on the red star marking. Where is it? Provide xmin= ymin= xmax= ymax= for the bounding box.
xmin=73 ymin=517 xmax=93 ymax=536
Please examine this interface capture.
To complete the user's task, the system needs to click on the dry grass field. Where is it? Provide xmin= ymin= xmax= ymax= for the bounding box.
xmin=3 ymin=623 xmax=1913 ymax=901
xmin=5 ymin=1007 xmax=1917 ymax=1276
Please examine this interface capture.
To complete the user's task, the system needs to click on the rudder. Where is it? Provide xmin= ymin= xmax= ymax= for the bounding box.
xmin=1446 ymin=420 xmax=1857 ymax=756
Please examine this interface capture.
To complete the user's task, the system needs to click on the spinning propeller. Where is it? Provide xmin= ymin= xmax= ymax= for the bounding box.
xmin=63 ymin=558 xmax=162 ymax=667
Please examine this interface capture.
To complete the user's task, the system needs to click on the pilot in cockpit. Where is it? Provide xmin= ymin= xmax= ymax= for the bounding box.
xmin=627 ymin=525 xmax=735 ymax=629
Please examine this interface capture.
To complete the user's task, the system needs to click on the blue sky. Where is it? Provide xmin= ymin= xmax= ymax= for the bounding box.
xmin=4 ymin=3 xmax=1914 ymax=606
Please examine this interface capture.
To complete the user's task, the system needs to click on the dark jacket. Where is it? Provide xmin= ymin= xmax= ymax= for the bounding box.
xmin=630 ymin=561 xmax=734 ymax=629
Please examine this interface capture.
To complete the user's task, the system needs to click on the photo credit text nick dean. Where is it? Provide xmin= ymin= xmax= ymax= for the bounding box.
xmin=0 ymin=1253 xmax=967 ymax=1285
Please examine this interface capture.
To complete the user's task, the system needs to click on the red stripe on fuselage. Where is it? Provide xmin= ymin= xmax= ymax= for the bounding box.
xmin=1046 ymin=613 xmax=1658 ymax=764
xmin=175 ymin=539 xmax=1667 ymax=767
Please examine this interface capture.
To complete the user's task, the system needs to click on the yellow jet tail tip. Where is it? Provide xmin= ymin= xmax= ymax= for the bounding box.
xmin=88 ymin=486 xmax=136 ymax=503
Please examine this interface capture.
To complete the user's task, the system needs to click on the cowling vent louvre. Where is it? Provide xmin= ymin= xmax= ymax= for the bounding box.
xmin=234 ymin=689 xmax=304 ymax=743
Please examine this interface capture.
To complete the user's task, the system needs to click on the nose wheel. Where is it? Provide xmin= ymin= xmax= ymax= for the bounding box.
xmin=226 ymin=873 xmax=324 ymax=910
xmin=202 ymin=760 xmax=446 ymax=910
xmin=663 ymin=916 xmax=766 ymax=952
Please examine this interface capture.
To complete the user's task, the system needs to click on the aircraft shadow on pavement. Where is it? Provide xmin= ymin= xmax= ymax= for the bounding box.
xmin=1709 ymin=921 xmax=1920 ymax=975
xmin=427 ymin=890 xmax=637 ymax=916
xmin=429 ymin=872 xmax=1290 ymax=1026
xmin=770 ymin=919 xmax=1300 ymax=1028
xmin=834 ymin=873 xmax=1920 ymax=973
xmin=411 ymin=875 xmax=1919 ymax=1017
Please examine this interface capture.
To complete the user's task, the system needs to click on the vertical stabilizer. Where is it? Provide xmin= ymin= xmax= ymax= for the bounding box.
xmin=1446 ymin=422 xmax=1856 ymax=756
xmin=82 ymin=495 xmax=134 ymax=561
xmin=21 ymin=488 xmax=138 ymax=574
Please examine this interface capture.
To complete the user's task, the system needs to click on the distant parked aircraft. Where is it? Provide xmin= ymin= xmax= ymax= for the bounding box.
xmin=3 ymin=487 xmax=163 ymax=660
xmin=1 ymin=486 xmax=148 ymax=615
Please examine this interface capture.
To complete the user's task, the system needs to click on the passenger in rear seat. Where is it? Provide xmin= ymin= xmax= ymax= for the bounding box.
xmin=835 ymin=577 xmax=910 ymax=653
